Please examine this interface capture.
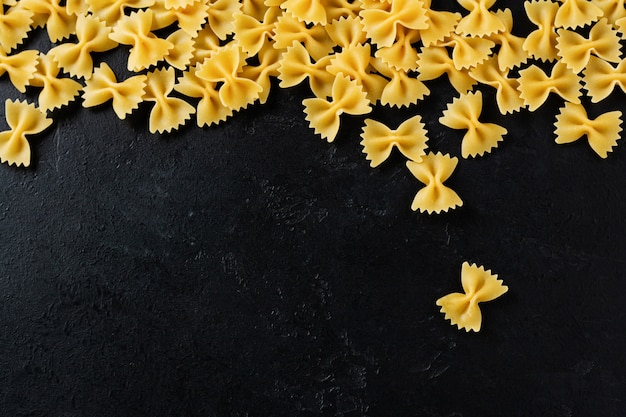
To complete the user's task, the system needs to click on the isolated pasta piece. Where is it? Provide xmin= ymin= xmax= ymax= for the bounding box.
xmin=583 ymin=56 xmax=626 ymax=103
xmin=233 ymin=5 xmax=280 ymax=55
xmin=28 ymin=53 xmax=83 ymax=112
xmin=302 ymin=75 xmax=371 ymax=142
xmin=439 ymin=91 xmax=508 ymax=158
xmin=438 ymin=33 xmax=495 ymax=70
xmin=487 ymin=9 xmax=529 ymax=71
xmin=280 ymin=0 xmax=327 ymax=25
xmin=436 ymin=262 xmax=508 ymax=332
xmin=554 ymin=0 xmax=603 ymax=29
xmin=455 ymin=0 xmax=505 ymax=37
xmin=360 ymin=116 xmax=428 ymax=167
xmin=278 ymin=42 xmax=335 ymax=99
xmin=109 ymin=9 xmax=174 ymax=72
xmin=144 ymin=67 xmax=195 ymax=133
xmin=0 ymin=49 xmax=39 ymax=93
xmin=0 ymin=4 xmax=33 ymax=53
xmin=523 ymin=0 xmax=559 ymax=62
xmin=554 ymin=102 xmax=622 ymax=158
xmin=19 ymin=0 xmax=77 ymax=42
xmin=469 ymin=57 xmax=525 ymax=114
xmin=86 ymin=0 xmax=157 ymax=26
xmin=49 ymin=14 xmax=117 ymax=79
xmin=197 ymin=44 xmax=263 ymax=111
xmin=419 ymin=0 xmax=461 ymax=46
xmin=360 ymin=0 xmax=428 ymax=47
xmin=0 ymin=99 xmax=52 ymax=167
xmin=406 ymin=152 xmax=462 ymax=214
xmin=556 ymin=19 xmax=621 ymax=74
xmin=82 ymin=63 xmax=147 ymax=120
xmin=272 ymin=11 xmax=335 ymax=61
xmin=517 ymin=62 xmax=582 ymax=111
xmin=175 ymin=64 xmax=233 ymax=127
xmin=327 ymin=44 xmax=387 ymax=104
xmin=374 ymin=26 xmax=420 ymax=72
xmin=416 ymin=45 xmax=477 ymax=94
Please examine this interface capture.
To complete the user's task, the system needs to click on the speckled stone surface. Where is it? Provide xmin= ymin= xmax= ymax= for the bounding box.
xmin=1 ymin=2 xmax=626 ymax=416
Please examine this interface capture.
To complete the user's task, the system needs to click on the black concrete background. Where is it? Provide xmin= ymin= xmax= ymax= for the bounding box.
xmin=1 ymin=1 xmax=626 ymax=416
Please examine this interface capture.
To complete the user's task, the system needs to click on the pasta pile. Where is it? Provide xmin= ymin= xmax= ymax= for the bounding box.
xmin=0 ymin=0 xmax=625 ymax=218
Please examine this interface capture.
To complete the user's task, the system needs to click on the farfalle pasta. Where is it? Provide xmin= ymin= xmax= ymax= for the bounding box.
xmin=523 ymin=0 xmax=560 ymax=62
xmin=554 ymin=0 xmax=603 ymax=29
xmin=439 ymin=91 xmax=508 ymax=158
xmin=406 ymin=152 xmax=462 ymax=214
xmin=436 ymin=262 xmax=508 ymax=332
xmin=487 ymin=9 xmax=529 ymax=71
xmin=0 ymin=99 xmax=52 ymax=167
xmin=554 ymin=102 xmax=623 ymax=158
xmin=438 ymin=32 xmax=495 ymax=70
xmin=28 ymin=52 xmax=83 ymax=111
xmin=416 ymin=45 xmax=477 ymax=94
xmin=278 ymin=42 xmax=335 ymax=99
xmin=143 ymin=67 xmax=196 ymax=133
xmin=86 ymin=0 xmax=157 ymax=26
xmin=419 ymin=0 xmax=460 ymax=47
xmin=469 ymin=56 xmax=525 ymax=115
xmin=359 ymin=0 xmax=428 ymax=48
xmin=0 ymin=3 xmax=33 ymax=53
xmin=327 ymin=44 xmax=387 ymax=104
xmin=0 ymin=49 xmax=38 ymax=93
xmin=517 ymin=62 xmax=582 ymax=111
xmin=272 ymin=11 xmax=335 ymax=61
xmin=583 ymin=56 xmax=626 ymax=103
xmin=455 ymin=0 xmax=505 ymax=37
xmin=360 ymin=116 xmax=429 ymax=167
xmin=233 ymin=4 xmax=280 ymax=55
xmin=19 ymin=0 xmax=77 ymax=42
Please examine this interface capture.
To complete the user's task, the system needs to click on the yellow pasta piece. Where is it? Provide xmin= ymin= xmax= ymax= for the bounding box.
xmin=233 ymin=5 xmax=280 ymax=56
xmin=595 ymin=0 xmax=626 ymax=28
xmin=436 ymin=262 xmax=508 ymax=332
xmin=240 ymin=42 xmax=281 ymax=105
xmin=0 ymin=49 xmax=38 ymax=93
xmin=455 ymin=0 xmax=505 ymax=37
xmin=144 ymin=67 xmax=195 ymax=134
xmin=327 ymin=44 xmax=387 ymax=104
xmin=523 ymin=0 xmax=559 ymax=62
xmin=469 ymin=56 xmax=525 ymax=115
xmin=207 ymin=0 xmax=240 ymax=39
xmin=28 ymin=53 xmax=83 ymax=112
xmin=196 ymin=44 xmax=263 ymax=111
xmin=277 ymin=42 xmax=335 ymax=99
xmin=280 ymin=0 xmax=327 ymax=25
xmin=165 ymin=0 xmax=195 ymax=9
xmin=49 ymin=14 xmax=118 ymax=79
xmin=0 ymin=99 xmax=52 ymax=167
xmin=517 ymin=62 xmax=582 ymax=111
xmin=487 ymin=9 xmax=529 ymax=71
xmin=583 ymin=56 xmax=626 ymax=103
xmin=406 ymin=152 xmax=462 ymax=214
xmin=109 ymin=9 xmax=174 ymax=72
xmin=323 ymin=0 xmax=362 ymax=22
xmin=19 ymin=0 xmax=77 ymax=42
xmin=360 ymin=0 xmax=428 ymax=47
xmin=556 ymin=18 xmax=621 ymax=74
xmin=189 ymin=24 xmax=220 ymax=66
xmin=303 ymin=75 xmax=371 ymax=142
xmin=65 ymin=0 xmax=89 ymax=16
xmin=374 ymin=26 xmax=420 ymax=72
xmin=416 ymin=45 xmax=477 ymax=94
xmin=438 ymin=32 xmax=495 ymax=70
xmin=439 ymin=91 xmax=508 ymax=158
xmin=175 ymin=64 xmax=233 ymax=127
xmin=373 ymin=60 xmax=430 ymax=108
xmin=324 ymin=15 xmax=367 ymax=49
xmin=0 ymin=3 xmax=33 ymax=53
xmin=554 ymin=0 xmax=603 ymax=29
xmin=554 ymin=102 xmax=622 ymax=158
xmin=82 ymin=63 xmax=147 ymax=120
xmin=86 ymin=0 xmax=157 ymax=27
xmin=150 ymin=0 xmax=209 ymax=33
xmin=360 ymin=116 xmax=428 ymax=167
xmin=164 ymin=29 xmax=195 ymax=70
xmin=272 ymin=11 xmax=335 ymax=61
xmin=419 ymin=0 xmax=461 ymax=47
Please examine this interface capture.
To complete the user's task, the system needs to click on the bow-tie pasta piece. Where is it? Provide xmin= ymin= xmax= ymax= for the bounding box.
xmin=165 ymin=0 xmax=196 ymax=9
xmin=455 ymin=0 xmax=505 ymax=37
xmin=583 ymin=56 xmax=626 ymax=103
xmin=49 ymin=14 xmax=118 ymax=79
xmin=436 ymin=262 xmax=508 ymax=332
xmin=372 ymin=59 xmax=430 ymax=108
xmin=233 ymin=5 xmax=280 ymax=56
xmin=175 ymin=64 xmax=233 ymax=127
xmin=272 ymin=11 xmax=335 ymax=61
xmin=189 ymin=24 xmax=221 ymax=66
xmin=196 ymin=44 xmax=263 ymax=112
xmin=595 ymin=0 xmax=626 ymax=28
xmin=327 ymin=44 xmax=387 ymax=104
xmin=0 ymin=99 xmax=53 ymax=167
xmin=82 ymin=63 xmax=147 ymax=120
xmin=556 ymin=18 xmax=621 ymax=74
xmin=109 ymin=9 xmax=174 ymax=72
xmin=280 ymin=0 xmax=327 ymax=25
xmin=439 ymin=91 xmax=508 ymax=158
xmin=28 ymin=53 xmax=83 ymax=112
xmin=517 ymin=62 xmax=582 ymax=111
xmin=240 ymin=42 xmax=281 ymax=105
xmin=554 ymin=102 xmax=623 ymax=158
xmin=554 ymin=0 xmax=603 ymax=29
xmin=438 ymin=33 xmax=495 ymax=70
xmin=374 ymin=26 xmax=421 ymax=72
xmin=303 ymin=75 xmax=372 ymax=142
xmin=469 ymin=56 xmax=525 ymax=115
xmin=87 ymin=0 xmax=157 ymax=27
xmin=406 ymin=152 xmax=463 ymax=214
xmin=324 ymin=15 xmax=368 ymax=49
xmin=206 ymin=0 xmax=241 ymax=40
xmin=360 ymin=0 xmax=429 ymax=48
xmin=144 ymin=67 xmax=196 ymax=133
xmin=416 ymin=45 xmax=477 ymax=94
xmin=0 ymin=49 xmax=39 ymax=93
xmin=0 ymin=3 xmax=34 ymax=53
xmin=487 ymin=8 xmax=529 ymax=71
xmin=419 ymin=0 xmax=461 ymax=47
xmin=523 ymin=0 xmax=560 ymax=62
xmin=149 ymin=0 xmax=210 ymax=33
xmin=163 ymin=29 xmax=194 ymax=70
xmin=277 ymin=42 xmax=335 ymax=99
xmin=360 ymin=116 xmax=429 ymax=167
xmin=18 ymin=0 xmax=77 ymax=42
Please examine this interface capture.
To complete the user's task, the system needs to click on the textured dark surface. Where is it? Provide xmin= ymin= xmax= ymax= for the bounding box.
xmin=2 ymin=2 xmax=626 ymax=417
